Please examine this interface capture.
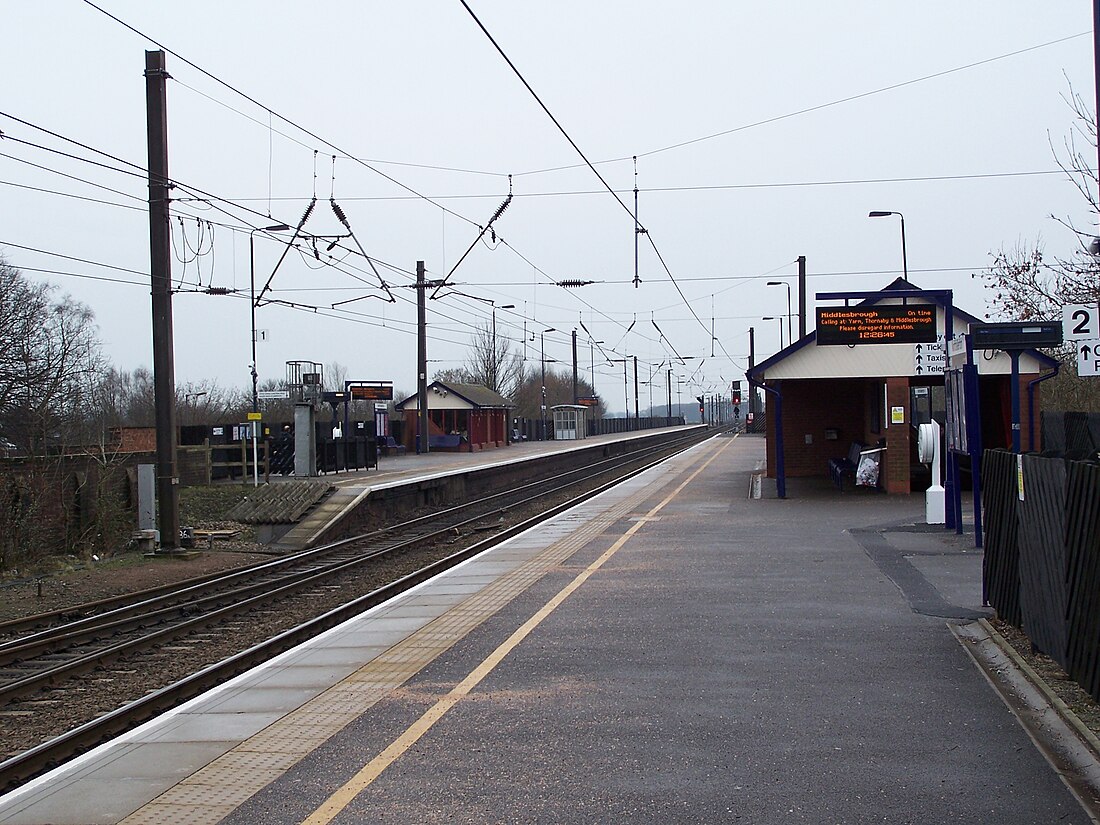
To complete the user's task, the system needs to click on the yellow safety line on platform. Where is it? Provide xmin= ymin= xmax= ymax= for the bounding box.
xmin=301 ymin=436 xmax=733 ymax=825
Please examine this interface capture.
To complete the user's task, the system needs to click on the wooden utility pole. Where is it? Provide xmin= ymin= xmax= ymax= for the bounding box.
xmin=416 ymin=261 xmax=430 ymax=454
xmin=145 ymin=50 xmax=179 ymax=550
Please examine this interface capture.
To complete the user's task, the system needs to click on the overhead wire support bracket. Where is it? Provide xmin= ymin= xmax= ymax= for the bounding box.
xmin=652 ymin=318 xmax=686 ymax=364
xmin=254 ymin=196 xmax=316 ymax=307
xmin=329 ymin=196 xmax=397 ymax=303
xmin=431 ymin=175 xmax=512 ymax=300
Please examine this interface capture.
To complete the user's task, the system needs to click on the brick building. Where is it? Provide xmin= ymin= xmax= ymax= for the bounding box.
xmin=395 ymin=381 xmax=514 ymax=452
xmin=747 ymin=279 xmax=1057 ymax=495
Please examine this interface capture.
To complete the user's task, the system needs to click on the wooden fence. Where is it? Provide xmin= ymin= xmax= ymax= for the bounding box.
xmin=983 ymin=448 xmax=1100 ymax=699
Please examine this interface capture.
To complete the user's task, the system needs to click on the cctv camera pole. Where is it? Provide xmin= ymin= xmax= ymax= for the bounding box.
xmin=633 ymin=355 xmax=639 ymax=421
xmin=145 ymin=50 xmax=179 ymax=550
xmin=797 ymin=255 xmax=807 ymax=341
xmin=417 ymin=260 xmax=430 ymax=454
xmin=666 ymin=368 xmax=672 ymax=426
xmin=572 ymin=332 xmax=580 ymax=404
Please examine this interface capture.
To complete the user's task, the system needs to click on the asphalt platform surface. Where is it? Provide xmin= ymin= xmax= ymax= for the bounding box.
xmin=238 ymin=432 xmax=1084 ymax=823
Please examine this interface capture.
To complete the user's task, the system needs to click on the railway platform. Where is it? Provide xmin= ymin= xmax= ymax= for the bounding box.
xmin=260 ymin=424 xmax=704 ymax=552
xmin=1 ymin=431 xmax=1096 ymax=823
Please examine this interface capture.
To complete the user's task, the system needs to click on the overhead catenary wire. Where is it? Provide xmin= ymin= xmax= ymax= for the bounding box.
xmin=453 ymin=0 xmax=748 ymax=364
xmin=0 ymin=177 xmax=145 ymax=213
xmin=80 ymin=0 xmax=490 ymax=232
xmin=152 ymin=23 xmax=1086 ymax=188
xmin=185 ymin=168 xmax=1079 ymax=205
xmin=457 ymin=0 xmax=637 ymax=227
xmin=1 ymin=121 xmax=624 ymax=383
xmin=3 ymin=8 xmax=1012 ymax=397
xmin=508 ymin=30 xmax=1091 ymax=178
xmin=431 ymin=175 xmax=513 ymax=300
xmin=21 ymin=4 xmax=1029 ymax=396
xmin=24 ymin=8 xmax=610 ymax=360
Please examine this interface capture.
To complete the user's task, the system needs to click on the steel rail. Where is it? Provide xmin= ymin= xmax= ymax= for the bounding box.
xmin=1 ymin=427 xmax=711 ymax=648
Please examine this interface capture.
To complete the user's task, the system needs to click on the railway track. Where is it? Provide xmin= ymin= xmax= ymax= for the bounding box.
xmin=0 ymin=426 xmax=727 ymax=792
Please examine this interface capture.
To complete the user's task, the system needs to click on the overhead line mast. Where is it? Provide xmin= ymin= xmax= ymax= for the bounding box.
xmin=144 ymin=49 xmax=179 ymax=551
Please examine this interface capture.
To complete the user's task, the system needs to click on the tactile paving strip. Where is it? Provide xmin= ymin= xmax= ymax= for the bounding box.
xmin=119 ymin=452 xmax=690 ymax=825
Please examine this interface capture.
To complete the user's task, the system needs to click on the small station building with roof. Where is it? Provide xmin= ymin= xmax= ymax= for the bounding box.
xmin=746 ymin=278 xmax=1058 ymax=496
xmin=395 ymin=380 xmax=514 ymax=452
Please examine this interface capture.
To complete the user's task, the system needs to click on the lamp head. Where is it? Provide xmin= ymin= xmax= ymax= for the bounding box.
xmin=868 ymin=211 xmax=894 ymax=218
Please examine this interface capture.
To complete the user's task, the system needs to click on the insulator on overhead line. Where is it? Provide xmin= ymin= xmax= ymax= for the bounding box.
xmin=490 ymin=195 xmax=511 ymax=223
xmin=330 ymin=198 xmax=349 ymax=228
xmin=300 ymin=199 xmax=316 ymax=225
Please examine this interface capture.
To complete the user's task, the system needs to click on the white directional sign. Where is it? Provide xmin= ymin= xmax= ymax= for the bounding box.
xmin=913 ymin=338 xmax=945 ymax=375
xmin=1064 ymin=303 xmax=1100 ymax=341
xmin=1077 ymin=339 xmax=1100 ymax=377
xmin=257 ymin=390 xmax=290 ymax=400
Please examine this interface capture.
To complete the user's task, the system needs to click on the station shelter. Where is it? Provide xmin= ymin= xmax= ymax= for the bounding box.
xmin=395 ymin=381 xmax=514 ymax=452
xmin=551 ymin=405 xmax=589 ymax=440
xmin=746 ymin=279 xmax=1058 ymax=495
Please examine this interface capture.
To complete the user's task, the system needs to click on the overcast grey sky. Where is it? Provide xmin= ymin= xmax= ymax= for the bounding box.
xmin=0 ymin=2 xmax=1094 ymax=410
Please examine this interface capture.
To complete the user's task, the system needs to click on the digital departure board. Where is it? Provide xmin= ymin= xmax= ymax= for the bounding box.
xmin=348 ymin=384 xmax=394 ymax=401
xmin=816 ymin=305 xmax=937 ymax=345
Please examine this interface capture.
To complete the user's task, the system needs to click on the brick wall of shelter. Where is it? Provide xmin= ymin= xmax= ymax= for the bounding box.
xmin=766 ymin=378 xmax=870 ymax=478
xmin=884 ymin=377 xmax=911 ymax=494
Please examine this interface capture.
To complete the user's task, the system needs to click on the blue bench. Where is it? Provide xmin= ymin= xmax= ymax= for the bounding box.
xmin=828 ymin=442 xmax=865 ymax=490
xmin=429 ymin=434 xmax=463 ymax=449
xmin=379 ymin=436 xmax=405 ymax=456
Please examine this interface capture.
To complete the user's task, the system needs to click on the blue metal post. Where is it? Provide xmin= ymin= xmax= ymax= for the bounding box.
xmin=966 ymin=363 xmax=984 ymax=548
xmin=1010 ymin=351 xmax=1022 ymax=454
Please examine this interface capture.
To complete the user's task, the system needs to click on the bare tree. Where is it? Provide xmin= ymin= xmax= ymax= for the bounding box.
xmin=0 ymin=257 xmax=105 ymax=453
xmin=325 ymin=361 xmax=348 ymax=393
xmin=511 ymin=366 xmax=602 ymax=420
xmin=979 ymin=85 xmax=1100 ymax=410
xmin=448 ymin=322 xmax=525 ymax=399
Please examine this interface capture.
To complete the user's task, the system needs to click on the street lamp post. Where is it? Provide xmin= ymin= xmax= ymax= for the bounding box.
xmin=490 ymin=303 xmax=515 ymax=393
xmin=541 ymin=328 xmax=555 ymax=440
xmin=666 ymin=367 xmax=672 ymax=424
xmin=766 ymin=281 xmax=793 ymax=347
xmin=249 ymin=223 xmax=290 ymax=412
xmin=868 ymin=211 xmax=908 ymax=285
xmin=762 ymin=316 xmax=784 ymax=351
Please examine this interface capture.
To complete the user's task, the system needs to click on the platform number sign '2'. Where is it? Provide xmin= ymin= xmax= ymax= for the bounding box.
xmin=1064 ymin=303 xmax=1100 ymax=377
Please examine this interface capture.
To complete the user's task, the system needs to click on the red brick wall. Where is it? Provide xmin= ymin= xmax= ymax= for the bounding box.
xmin=883 ymin=377 xmax=911 ymax=494
xmin=766 ymin=378 xmax=875 ymax=477
xmin=111 ymin=427 xmax=157 ymax=453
